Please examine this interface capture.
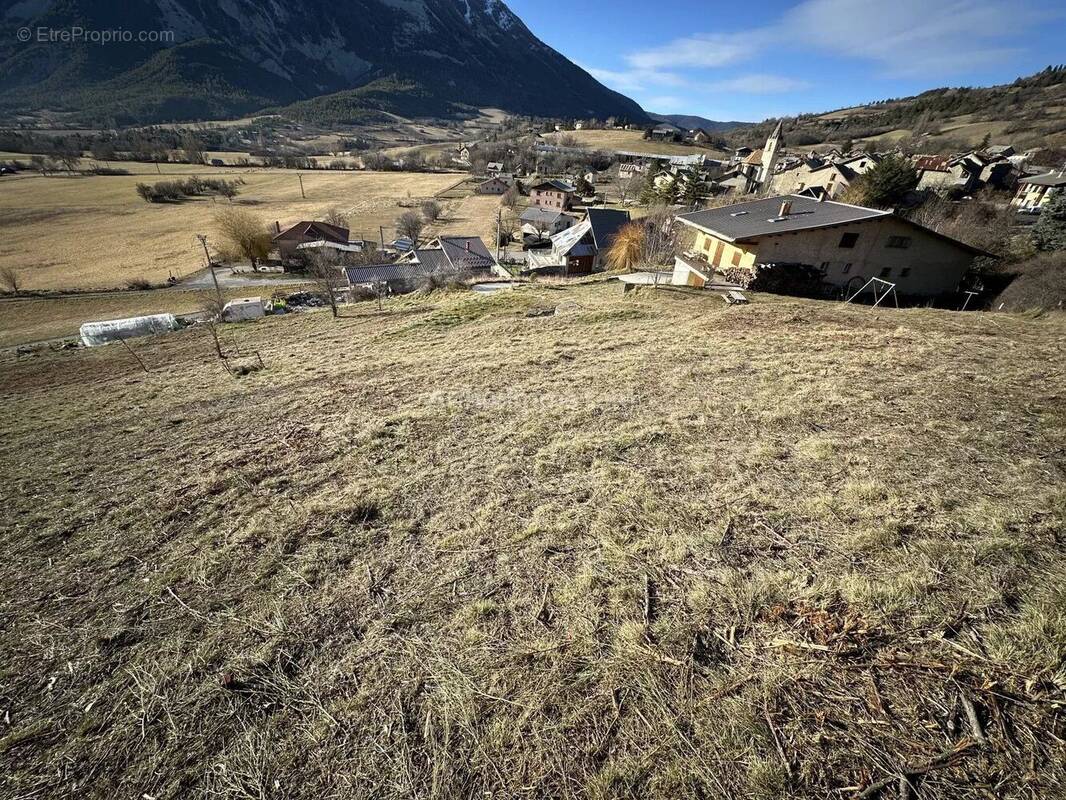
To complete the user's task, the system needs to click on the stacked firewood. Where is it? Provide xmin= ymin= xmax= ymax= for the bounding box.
xmin=723 ymin=262 xmax=825 ymax=296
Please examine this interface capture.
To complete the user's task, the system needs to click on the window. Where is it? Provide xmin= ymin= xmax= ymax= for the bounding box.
xmin=731 ymin=250 xmax=741 ymax=267
xmin=839 ymin=232 xmax=860 ymax=248
xmin=886 ymin=235 xmax=912 ymax=249
xmin=842 ymin=262 xmax=852 ymax=274
xmin=819 ymin=261 xmax=829 ymax=275
xmin=880 ymin=267 xmax=892 ymax=278
xmin=900 ymin=267 xmax=911 ymax=278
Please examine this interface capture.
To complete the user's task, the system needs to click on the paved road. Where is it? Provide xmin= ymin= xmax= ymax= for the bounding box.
xmin=179 ymin=265 xmax=309 ymax=289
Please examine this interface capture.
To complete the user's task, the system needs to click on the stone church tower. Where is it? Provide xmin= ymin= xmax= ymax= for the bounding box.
xmin=759 ymin=121 xmax=784 ymax=188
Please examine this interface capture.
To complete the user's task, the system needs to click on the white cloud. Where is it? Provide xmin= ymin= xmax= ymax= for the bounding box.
xmin=780 ymin=0 xmax=1046 ymax=76
xmin=627 ymin=31 xmax=767 ymax=70
xmin=706 ymin=74 xmax=812 ymax=94
xmin=619 ymin=0 xmax=1050 ymax=82
xmin=582 ymin=64 xmax=687 ymax=94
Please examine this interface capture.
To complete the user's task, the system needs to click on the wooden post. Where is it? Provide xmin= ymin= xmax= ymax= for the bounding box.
xmin=197 ymin=234 xmax=223 ymax=308
xmin=119 ymin=337 xmax=149 ymax=373
xmin=297 ymin=174 xmax=305 ymax=199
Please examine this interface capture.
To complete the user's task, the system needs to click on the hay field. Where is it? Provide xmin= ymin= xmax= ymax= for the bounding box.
xmin=545 ymin=129 xmax=729 ymax=157
xmin=2 ymin=283 xmax=1064 ymax=798
xmin=0 ymin=163 xmax=460 ymax=291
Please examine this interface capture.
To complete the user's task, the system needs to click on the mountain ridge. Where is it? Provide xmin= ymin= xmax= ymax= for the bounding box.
xmin=0 ymin=0 xmax=648 ymax=125
xmin=649 ymin=113 xmax=753 ymax=132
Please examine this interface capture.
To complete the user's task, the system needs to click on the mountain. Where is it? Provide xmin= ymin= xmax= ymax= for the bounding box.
xmin=0 ymin=0 xmax=648 ymax=125
xmin=649 ymin=113 xmax=752 ymax=133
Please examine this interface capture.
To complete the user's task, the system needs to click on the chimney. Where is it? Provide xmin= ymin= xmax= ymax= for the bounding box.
xmin=274 ymin=220 xmax=281 ymax=233
xmin=779 ymin=200 xmax=792 ymax=216
xmin=465 ymin=241 xmax=471 ymax=251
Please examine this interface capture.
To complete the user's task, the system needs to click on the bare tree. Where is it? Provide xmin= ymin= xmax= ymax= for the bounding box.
xmin=323 ymin=207 xmax=349 ymax=229
xmin=617 ymin=172 xmax=643 ymax=206
xmin=640 ymin=204 xmax=680 ymax=268
xmin=502 ymin=184 xmax=520 ymax=210
xmin=54 ymin=142 xmax=82 ymax=174
xmin=499 ymin=211 xmax=520 ymax=246
xmin=421 ymin=200 xmax=442 ymax=222
xmin=200 ymin=297 xmax=227 ymax=359
xmin=396 ymin=210 xmax=425 ymax=244
xmin=215 ymin=209 xmax=273 ymax=270
xmin=182 ymin=130 xmax=206 ymax=165
xmin=0 ymin=266 xmax=21 ymax=293
xmin=308 ymin=250 xmax=346 ymax=318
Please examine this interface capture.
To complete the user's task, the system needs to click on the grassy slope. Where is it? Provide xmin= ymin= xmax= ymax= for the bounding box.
xmin=0 ymin=164 xmax=460 ymax=291
xmin=1 ymin=284 xmax=1065 ymax=798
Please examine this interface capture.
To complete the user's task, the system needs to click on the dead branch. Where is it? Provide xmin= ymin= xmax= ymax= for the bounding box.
xmin=852 ymin=739 xmax=978 ymax=799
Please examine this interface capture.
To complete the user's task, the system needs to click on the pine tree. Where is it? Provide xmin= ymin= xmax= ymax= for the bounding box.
xmin=656 ymin=174 xmax=679 ymax=204
xmin=639 ymin=169 xmax=659 ymax=205
xmin=1032 ymin=191 xmax=1066 ymax=252
xmin=850 ymin=154 xmax=919 ymax=208
xmin=679 ymin=167 xmax=702 ymax=207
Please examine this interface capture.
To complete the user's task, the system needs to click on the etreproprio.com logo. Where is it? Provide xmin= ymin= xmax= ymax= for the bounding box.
xmin=16 ymin=26 xmax=175 ymax=44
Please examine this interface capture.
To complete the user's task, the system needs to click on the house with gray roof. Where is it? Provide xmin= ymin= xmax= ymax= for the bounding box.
xmin=519 ymin=206 xmax=576 ymax=237
xmin=673 ymin=194 xmax=989 ymax=298
xmin=346 ymin=236 xmax=500 ymax=294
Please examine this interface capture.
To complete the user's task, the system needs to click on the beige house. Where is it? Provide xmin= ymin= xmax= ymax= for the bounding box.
xmin=1013 ymin=171 xmax=1066 ymax=210
xmin=770 ymin=154 xmax=878 ymax=199
xmin=673 ymin=195 xmax=987 ymax=297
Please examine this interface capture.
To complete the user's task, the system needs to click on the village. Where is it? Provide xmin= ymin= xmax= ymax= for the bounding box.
xmin=3 ymin=109 xmax=1062 ymax=349
xmin=2 ymin=4 xmax=1066 ymax=796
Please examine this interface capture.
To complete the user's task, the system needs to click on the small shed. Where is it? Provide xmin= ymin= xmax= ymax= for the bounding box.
xmin=80 ymin=314 xmax=178 ymax=347
xmin=222 ymin=297 xmax=265 ymax=322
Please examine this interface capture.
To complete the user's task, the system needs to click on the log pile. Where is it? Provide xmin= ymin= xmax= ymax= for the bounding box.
xmin=723 ymin=262 xmax=826 ymax=296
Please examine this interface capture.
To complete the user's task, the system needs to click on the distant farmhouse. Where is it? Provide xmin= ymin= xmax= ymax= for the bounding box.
xmin=475 ymin=175 xmax=512 ymax=195
xmin=672 ymin=195 xmax=988 ymax=297
xmin=273 ymin=220 xmax=352 ymax=264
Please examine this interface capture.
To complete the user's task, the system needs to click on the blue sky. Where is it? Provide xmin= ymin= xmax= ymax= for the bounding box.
xmin=506 ymin=0 xmax=1066 ymax=122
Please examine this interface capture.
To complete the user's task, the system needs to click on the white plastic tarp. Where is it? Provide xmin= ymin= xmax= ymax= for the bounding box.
xmin=80 ymin=314 xmax=178 ymax=347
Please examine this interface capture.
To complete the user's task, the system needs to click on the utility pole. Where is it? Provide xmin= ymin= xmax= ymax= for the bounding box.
xmin=495 ymin=207 xmax=502 ymax=262
xmin=379 ymin=225 xmax=385 ymax=251
xmin=197 ymin=234 xmax=223 ymax=308
xmin=297 ymin=174 xmax=305 ymax=199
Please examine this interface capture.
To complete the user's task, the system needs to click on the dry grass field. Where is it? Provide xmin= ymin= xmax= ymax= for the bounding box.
xmin=1 ymin=282 xmax=1064 ymax=799
xmin=0 ymin=161 xmax=461 ymax=291
xmin=544 ymin=130 xmax=729 ymax=158
xmin=430 ymin=192 xmax=504 ymax=247
xmin=0 ymin=286 xmax=307 ymax=349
